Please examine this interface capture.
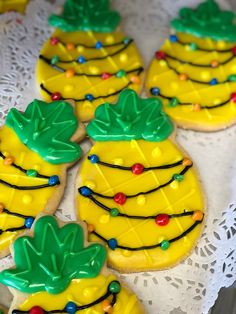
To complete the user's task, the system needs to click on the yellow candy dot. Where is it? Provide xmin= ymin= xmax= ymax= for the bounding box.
xmin=82 ymin=100 xmax=93 ymax=109
xmin=99 ymin=214 xmax=110 ymax=224
xmin=137 ymin=195 xmax=146 ymax=206
xmin=64 ymin=84 xmax=75 ymax=93
xmin=2 ymin=151 xmax=9 ymax=157
xmin=213 ymin=98 xmax=222 ymax=105
xmin=77 ymin=45 xmax=84 ymax=53
xmin=201 ymin=71 xmax=210 ymax=80
xmin=112 ymin=158 xmax=124 ymax=166
xmin=122 ymin=250 xmax=133 ymax=257
xmin=22 ymin=194 xmax=33 ymax=204
xmin=217 ymin=40 xmax=226 ymax=49
xmin=33 ymin=164 xmax=41 ymax=171
xmin=170 ymin=181 xmax=179 ymax=190
xmin=159 ymin=60 xmax=167 ymax=67
xmin=105 ymin=35 xmax=114 ymax=44
xmin=89 ymin=66 xmax=100 ymax=74
xmin=152 ymin=146 xmax=162 ymax=158
xmin=231 ymin=65 xmax=236 ymax=72
xmin=120 ymin=53 xmax=128 ymax=62
xmin=84 ymin=180 xmax=96 ymax=189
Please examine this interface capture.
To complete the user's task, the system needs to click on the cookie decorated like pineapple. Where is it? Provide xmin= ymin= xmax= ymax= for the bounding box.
xmin=36 ymin=0 xmax=144 ymax=122
xmin=76 ymin=89 xmax=205 ymax=272
xmin=0 ymin=0 xmax=29 ymax=13
xmin=146 ymin=0 xmax=236 ymax=131
xmin=0 ymin=99 xmax=84 ymax=257
xmin=0 ymin=215 xmax=145 ymax=314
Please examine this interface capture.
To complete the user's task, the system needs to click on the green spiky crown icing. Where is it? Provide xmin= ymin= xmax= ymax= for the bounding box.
xmin=49 ymin=0 xmax=121 ymax=33
xmin=6 ymin=100 xmax=81 ymax=165
xmin=0 ymin=216 xmax=107 ymax=294
xmin=87 ymin=89 xmax=174 ymax=142
xmin=171 ymin=0 xmax=236 ymax=42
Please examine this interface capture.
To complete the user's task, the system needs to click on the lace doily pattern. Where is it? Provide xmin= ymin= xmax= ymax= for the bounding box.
xmin=0 ymin=1 xmax=236 ymax=313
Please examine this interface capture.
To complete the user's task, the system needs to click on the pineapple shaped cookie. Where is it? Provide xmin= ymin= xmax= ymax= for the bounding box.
xmin=0 ymin=215 xmax=145 ymax=314
xmin=146 ymin=0 xmax=236 ymax=131
xmin=0 ymin=99 xmax=84 ymax=257
xmin=0 ymin=0 xmax=29 ymax=13
xmin=36 ymin=0 xmax=144 ymax=122
xmin=77 ymin=89 xmax=205 ymax=272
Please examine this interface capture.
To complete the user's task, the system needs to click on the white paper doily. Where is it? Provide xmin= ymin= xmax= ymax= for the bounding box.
xmin=0 ymin=1 xmax=236 ymax=313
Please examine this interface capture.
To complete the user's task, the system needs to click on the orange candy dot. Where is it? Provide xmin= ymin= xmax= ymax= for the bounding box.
xmin=66 ymin=43 xmax=75 ymax=50
xmin=3 ymin=156 xmax=14 ymax=165
xmin=182 ymin=158 xmax=193 ymax=166
xmin=0 ymin=203 xmax=4 ymax=213
xmin=211 ymin=60 xmax=219 ymax=68
xmin=130 ymin=75 xmax=141 ymax=84
xmin=192 ymin=103 xmax=201 ymax=112
xmin=179 ymin=73 xmax=188 ymax=81
xmin=192 ymin=210 xmax=204 ymax=222
xmin=102 ymin=300 xmax=112 ymax=313
xmin=65 ymin=69 xmax=75 ymax=78
xmin=87 ymin=224 xmax=95 ymax=233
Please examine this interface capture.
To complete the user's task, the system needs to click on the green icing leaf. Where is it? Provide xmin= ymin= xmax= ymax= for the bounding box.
xmin=0 ymin=216 xmax=107 ymax=294
xmin=48 ymin=0 xmax=121 ymax=33
xmin=87 ymin=89 xmax=174 ymax=142
xmin=6 ymin=100 xmax=81 ymax=165
xmin=171 ymin=0 xmax=236 ymax=42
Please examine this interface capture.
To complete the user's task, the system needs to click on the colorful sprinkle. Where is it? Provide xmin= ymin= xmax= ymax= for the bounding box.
xmin=85 ymin=94 xmax=94 ymax=101
xmin=173 ymin=173 xmax=184 ymax=182
xmin=155 ymin=51 xmax=166 ymax=60
xmin=231 ymin=92 xmax=236 ymax=103
xmin=108 ymin=238 xmax=118 ymax=250
xmin=169 ymin=97 xmax=179 ymax=107
xmin=110 ymin=208 xmax=119 ymax=217
xmin=192 ymin=103 xmax=202 ymax=112
xmin=51 ymin=92 xmax=62 ymax=101
xmin=87 ymin=224 xmax=95 ymax=233
xmin=114 ymin=192 xmax=126 ymax=205
xmin=89 ymin=154 xmax=99 ymax=163
xmin=210 ymin=78 xmax=218 ymax=85
xmin=160 ymin=240 xmax=170 ymax=250
xmin=123 ymin=37 xmax=131 ymax=45
xmin=109 ymin=281 xmax=121 ymax=294
xmin=101 ymin=72 xmax=112 ymax=80
xmin=130 ymin=75 xmax=141 ymax=84
xmin=79 ymin=186 xmax=92 ymax=197
xmin=48 ymin=175 xmax=60 ymax=186
xmin=102 ymin=300 xmax=112 ymax=312
xmin=95 ymin=41 xmax=103 ymax=49
xmin=155 ymin=214 xmax=169 ymax=226
xmin=150 ymin=87 xmax=160 ymax=96
xmin=3 ymin=156 xmax=14 ymax=165
xmin=116 ymin=70 xmax=126 ymax=78
xmin=182 ymin=158 xmax=193 ymax=167
xmin=228 ymin=75 xmax=236 ymax=82
xmin=179 ymin=73 xmax=188 ymax=81
xmin=66 ymin=43 xmax=75 ymax=50
xmin=189 ymin=42 xmax=197 ymax=51
xmin=192 ymin=210 xmax=204 ymax=222
xmin=65 ymin=302 xmax=77 ymax=314
xmin=169 ymin=34 xmax=178 ymax=42
xmin=26 ymin=169 xmax=38 ymax=177
xmin=25 ymin=217 xmax=34 ymax=229
xmin=65 ymin=69 xmax=75 ymax=78
xmin=0 ymin=203 xmax=4 ymax=214
xmin=132 ymin=163 xmax=144 ymax=175
xmin=77 ymin=55 xmax=86 ymax=63
xmin=50 ymin=55 xmax=59 ymax=65
xmin=50 ymin=37 xmax=59 ymax=45
xmin=231 ymin=46 xmax=236 ymax=55
xmin=211 ymin=60 xmax=219 ymax=68
xmin=29 ymin=306 xmax=44 ymax=314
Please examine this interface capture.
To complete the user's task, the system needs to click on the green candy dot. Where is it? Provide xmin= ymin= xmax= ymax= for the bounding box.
xmin=51 ymin=55 xmax=59 ymax=65
xmin=109 ymin=281 xmax=121 ymax=294
xmin=116 ymin=70 xmax=126 ymax=78
xmin=228 ymin=74 xmax=236 ymax=82
xmin=110 ymin=208 xmax=119 ymax=217
xmin=189 ymin=42 xmax=197 ymax=51
xmin=173 ymin=173 xmax=184 ymax=182
xmin=26 ymin=169 xmax=38 ymax=177
xmin=169 ymin=97 xmax=179 ymax=107
xmin=160 ymin=240 xmax=170 ymax=251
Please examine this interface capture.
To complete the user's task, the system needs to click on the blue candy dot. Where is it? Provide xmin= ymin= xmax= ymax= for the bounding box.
xmin=150 ymin=87 xmax=160 ymax=96
xmin=85 ymin=94 xmax=94 ymax=101
xmin=123 ymin=37 xmax=131 ymax=45
xmin=169 ymin=34 xmax=178 ymax=42
xmin=89 ymin=154 xmax=99 ymax=163
xmin=79 ymin=186 xmax=92 ymax=197
xmin=25 ymin=217 xmax=34 ymax=229
xmin=77 ymin=55 xmax=86 ymax=63
xmin=65 ymin=302 xmax=77 ymax=314
xmin=48 ymin=175 xmax=60 ymax=186
xmin=108 ymin=238 xmax=118 ymax=250
xmin=210 ymin=78 xmax=218 ymax=85
xmin=95 ymin=41 xmax=103 ymax=49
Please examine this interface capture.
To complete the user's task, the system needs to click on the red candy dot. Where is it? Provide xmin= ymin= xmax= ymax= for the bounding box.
xmin=50 ymin=37 xmax=59 ymax=45
xmin=101 ymin=72 xmax=112 ymax=80
xmin=114 ymin=192 xmax=126 ymax=205
xmin=132 ymin=163 xmax=144 ymax=175
xmin=29 ymin=306 xmax=44 ymax=314
xmin=51 ymin=92 xmax=62 ymax=101
xmin=155 ymin=214 xmax=169 ymax=226
xmin=231 ymin=46 xmax=236 ymax=55
xmin=155 ymin=51 xmax=166 ymax=60
xmin=231 ymin=92 xmax=236 ymax=103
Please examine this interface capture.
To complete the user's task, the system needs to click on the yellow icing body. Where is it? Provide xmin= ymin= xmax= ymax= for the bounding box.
xmin=0 ymin=0 xmax=28 ymax=13
xmin=77 ymin=140 xmax=205 ymax=271
xmin=0 ymin=126 xmax=64 ymax=255
xmin=36 ymin=29 xmax=144 ymax=122
xmin=146 ymin=32 xmax=236 ymax=131
xmin=18 ymin=275 xmax=144 ymax=314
